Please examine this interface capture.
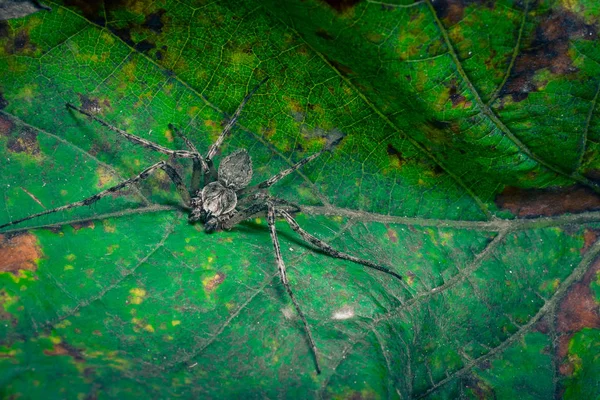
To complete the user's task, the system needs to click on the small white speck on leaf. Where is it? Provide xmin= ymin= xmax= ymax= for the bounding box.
xmin=282 ymin=306 xmax=295 ymax=320
xmin=331 ymin=306 xmax=355 ymax=320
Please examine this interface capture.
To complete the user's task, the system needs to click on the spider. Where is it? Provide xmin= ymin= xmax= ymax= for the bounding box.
xmin=0 ymin=78 xmax=402 ymax=373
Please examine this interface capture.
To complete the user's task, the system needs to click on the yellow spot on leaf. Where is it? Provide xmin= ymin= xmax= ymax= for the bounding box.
xmin=164 ymin=128 xmax=174 ymax=143
xmin=64 ymin=265 xmax=74 ymax=271
xmin=97 ymin=166 xmax=116 ymax=188
xmin=106 ymin=244 xmax=119 ymax=255
xmin=255 ymin=217 xmax=262 ymax=225
xmin=60 ymin=189 xmax=68 ymax=196
xmin=229 ymin=47 xmax=255 ymax=67
xmin=144 ymin=324 xmax=154 ymax=333
xmin=101 ymin=31 xmax=114 ymax=44
xmin=102 ymin=220 xmax=116 ymax=233
xmin=187 ymin=106 xmax=200 ymax=117
xmin=129 ymin=288 xmax=146 ymax=305
xmin=65 ymin=254 xmax=76 ymax=262
xmin=49 ymin=335 xmax=61 ymax=345
xmin=15 ymin=84 xmax=37 ymax=104
xmin=185 ymin=245 xmax=196 ymax=252
xmin=0 ymin=348 xmax=18 ymax=358
xmin=203 ymin=272 xmax=226 ymax=292
xmin=55 ymin=320 xmax=72 ymax=329
xmin=171 ymin=320 xmax=181 ymax=327
xmin=0 ymin=290 xmax=18 ymax=308
xmin=122 ymin=59 xmax=137 ymax=82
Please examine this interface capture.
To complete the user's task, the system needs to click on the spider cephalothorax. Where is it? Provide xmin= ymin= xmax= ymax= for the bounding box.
xmin=0 ymin=79 xmax=402 ymax=374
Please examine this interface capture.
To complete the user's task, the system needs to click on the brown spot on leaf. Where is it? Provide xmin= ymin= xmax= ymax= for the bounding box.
xmin=143 ymin=9 xmax=166 ymax=33
xmin=0 ymin=114 xmax=14 ymax=135
xmin=320 ymin=0 xmax=362 ymax=13
xmin=4 ymin=29 xmax=35 ymax=55
xmin=582 ymin=229 xmax=598 ymax=254
xmin=0 ymin=233 xmax=41 ymax=275
xmin=557 ymin=334 xmax=571 ymax=360
xmin=464 ymin=373 xmax=494 ymax=399
xmin=204 ymin=272 xmax=226 ymax=292
xmin=44 ymin=342 xmax=85 ymax=362
xmin=76 ymin=95 xmax=111 ymax=115
xmin=71 ymin=221 xmax=96 ymax=232
xmin=557 ymin=257 xmax=600 ymax=334
xmin=316 ymin=28 xmax=334 ymax=41
xmin=386 ymin=225 xmax=398 ymax=243
xmin=495 ymin=186 xmax=600 ymax=217
xmin=432 ymin=0 xmax=495 ymax=25
xmin=448 ymin=81 xmax=472 ymax=108
xmin=501 ymin=10 xmax=597 ymax=102
xmin=6 ymin=127 xmax=39 ymax=155
xmin=556 ymin=256 xmax=600 ymax=375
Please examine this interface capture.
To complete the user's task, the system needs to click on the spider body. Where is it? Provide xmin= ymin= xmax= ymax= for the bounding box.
xmin=190 ymin=149 xmax=253 ymax=231
xmin=0 ymin=78 xmax=402 ymax=374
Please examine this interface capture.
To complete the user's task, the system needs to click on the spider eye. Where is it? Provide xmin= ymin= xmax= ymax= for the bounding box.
xmin=218 ymin=149 xmax=252 ymax=190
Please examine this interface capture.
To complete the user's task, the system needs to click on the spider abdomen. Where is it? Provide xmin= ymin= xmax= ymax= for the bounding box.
xmin=218 ymin=149 xmax=253 ymax=190
xmin=201 ymin=181 xmax=237 ymax=217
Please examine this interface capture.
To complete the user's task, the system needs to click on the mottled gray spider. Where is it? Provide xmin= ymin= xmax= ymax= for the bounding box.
xmin=0 ymin=78 xmax=402 ymax=373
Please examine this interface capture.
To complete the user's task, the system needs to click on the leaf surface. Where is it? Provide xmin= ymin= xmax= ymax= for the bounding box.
xmin=1 ymin=0 xmax=600 ymax=398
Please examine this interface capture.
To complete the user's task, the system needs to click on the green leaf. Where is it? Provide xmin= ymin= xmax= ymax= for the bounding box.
xmin=1 ymin=0 xmax=600 ymax=398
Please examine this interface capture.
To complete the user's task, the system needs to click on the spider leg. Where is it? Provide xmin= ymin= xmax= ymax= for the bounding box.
xmin=169 ymin=123 xmax=207 ymax=194
xmin=218 ymin=195 xmax=300 ymax=231
xmin=66 ymin=104 xmax=196 ymax=159
xmin=267 ymin=202 xmax=321 ymax=374
xmin=0 ymin=161 xmax=189 ymax=230
xmin=204 ymin=77 xmax=269 ymax=162
xmin=240 ymin=150 xmax=323 ymax=196
xmin=276 ymin=208 xmax=403 ymax=282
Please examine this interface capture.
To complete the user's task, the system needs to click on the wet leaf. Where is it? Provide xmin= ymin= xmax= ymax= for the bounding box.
xmin=1 ymin=0 xmax=600 ymax=398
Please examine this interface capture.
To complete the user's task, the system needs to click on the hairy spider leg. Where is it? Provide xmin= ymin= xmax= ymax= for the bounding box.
xmin=169 ymin=123 xmax=207 ymax=193
xmin=0 ymin=161 xmax=189 ymax=230
xmin=220 ymin=196 xmax=300 ymax=231
xmin=267 ymin=202 xmax=321 ymax=374
xmin=240 ymin=150 xmax=324 ymax=198
xmin=204 ymin=77 xmax=269 ymax=163
xmin=66 ymin=103 xmax=197 ymax=160
xmin=277 ymin=209 xmax=403 ymax=282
